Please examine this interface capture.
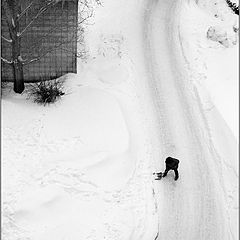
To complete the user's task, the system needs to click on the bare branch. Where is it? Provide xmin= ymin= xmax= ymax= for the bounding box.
xmin=2 ymin=0 xmax=14 ymax=29
xmin=1 ymin=35 xmax=12 ymax=43
xmin=23 ymin=39 xmax=70 ymax=65
xmin=18 ymin=2 xmax=55 ymax=37
xmin=95 ymin=0 xmax=102 ymax=5
xmin=25 ymin=25 xmax=63 ymax=54
xmin=23 ymin=57 xmax=40 ymax=65
xmin=17 ymin=0 xmax=36 ymax=21
xmin=18 ymin=8 xmax=47 ymax=37
xmin=1 ymin=57 xmax=13 ymax=64
xmin=18 ymin=55 xmax=28 ymax=63
xmin=78 ymin=12 xmax=94 ymax=25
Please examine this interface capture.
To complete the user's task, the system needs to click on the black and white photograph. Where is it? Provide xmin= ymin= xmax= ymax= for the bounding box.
xmin=1 ymin=0 xmax=239 ymax=239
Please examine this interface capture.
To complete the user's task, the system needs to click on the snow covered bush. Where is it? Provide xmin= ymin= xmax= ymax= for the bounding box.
xmin=1 ymin=81 xmax=8 ymax=94
xmin=27 ymin=79 xmax=65 ymax=105
xmin=207 ymin=25 xmax=238 ymax=47
xmin=1 ymin=81 xmax=12 ymax=96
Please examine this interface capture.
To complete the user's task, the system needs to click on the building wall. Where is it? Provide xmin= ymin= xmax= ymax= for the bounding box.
xmin=1 ymin=0 xmax=78 ymax=82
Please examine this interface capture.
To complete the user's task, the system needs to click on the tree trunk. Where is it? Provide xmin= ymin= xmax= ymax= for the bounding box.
xmin=2 ymin=0 xmax=25 ymax=93
xmin=12 ymin=60 xmax=24 ymax=94
xmin=12 ymin=37 xmax=24 ymax=94
xmin=12 ymin=2 xmax=24 ymax=93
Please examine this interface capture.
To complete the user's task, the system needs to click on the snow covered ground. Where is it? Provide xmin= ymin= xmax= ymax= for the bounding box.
xmin=2 ymin=0 xmax=238 ymax=239
xmin=144 ymin=1 xmax=238 ymax=239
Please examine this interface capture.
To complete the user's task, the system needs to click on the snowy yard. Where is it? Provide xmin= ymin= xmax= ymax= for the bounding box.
xmin=2 ymin=0 xmax=238 ymax=239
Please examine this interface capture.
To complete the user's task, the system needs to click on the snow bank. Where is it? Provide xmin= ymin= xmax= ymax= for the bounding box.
xmin=179 ymin=1 xmax=239 ymax=139
xmin=176 ymin=1 xmax=239 ymax=238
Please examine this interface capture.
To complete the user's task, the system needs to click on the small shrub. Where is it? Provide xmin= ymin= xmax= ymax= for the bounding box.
xmin=1 ymin=81 xmax=8 ymax=95
xmin=27 ymin=79 xmax=65 ymax=105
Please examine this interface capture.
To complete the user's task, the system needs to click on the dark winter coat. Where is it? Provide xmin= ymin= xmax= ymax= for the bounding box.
xmin=165 ymin=157 xmax=179 ymax=170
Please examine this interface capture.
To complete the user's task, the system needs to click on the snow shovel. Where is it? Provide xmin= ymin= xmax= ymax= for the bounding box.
xmin=153 ymin=172 xmax=163 ymax=180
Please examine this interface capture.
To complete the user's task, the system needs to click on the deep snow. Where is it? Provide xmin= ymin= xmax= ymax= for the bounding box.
xmin=2 ymin=0 xmax=238 ymax=239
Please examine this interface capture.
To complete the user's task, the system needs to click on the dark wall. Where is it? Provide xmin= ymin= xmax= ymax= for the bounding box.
xmin=1 ymin=0 xmax=78 ymax=82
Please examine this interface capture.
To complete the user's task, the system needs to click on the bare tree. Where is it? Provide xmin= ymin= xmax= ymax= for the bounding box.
xmin=1 ymin=0 xmax=100 ymax=93
xmin=2 ymin=0 xmax=24 ymax=93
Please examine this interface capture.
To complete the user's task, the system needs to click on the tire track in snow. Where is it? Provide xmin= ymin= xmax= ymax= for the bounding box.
xmin=143 ymin=0 xmax=231 ymax=239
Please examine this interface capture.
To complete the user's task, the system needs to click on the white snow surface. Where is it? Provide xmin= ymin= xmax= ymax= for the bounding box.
xmin=2 ymin=0 xmax=238 ymax=240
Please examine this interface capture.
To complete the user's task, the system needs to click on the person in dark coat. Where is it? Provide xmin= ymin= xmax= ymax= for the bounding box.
xmin=162 ymin=156 xmax=180 ymax=181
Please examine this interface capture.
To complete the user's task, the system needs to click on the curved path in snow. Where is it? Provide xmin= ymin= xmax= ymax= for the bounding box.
xmin=142 ymin=0 xmax=235 ymax=239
